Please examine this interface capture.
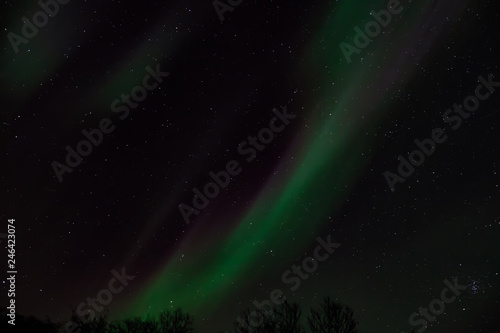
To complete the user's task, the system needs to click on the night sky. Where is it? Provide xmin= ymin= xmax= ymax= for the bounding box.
xmin=1 ymin=0 xmax=499 ymax=332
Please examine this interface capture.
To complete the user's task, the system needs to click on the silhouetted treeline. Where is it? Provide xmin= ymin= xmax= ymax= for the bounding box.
xmin=225 ymin=296 xmax=361 ymax=333
xmin=0 ymin=296 xmax=366 ymax=332
xmin=0 ymin=307 xmax=194 ymax=333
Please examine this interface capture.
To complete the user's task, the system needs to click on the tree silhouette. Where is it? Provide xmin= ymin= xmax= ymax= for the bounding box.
xmin=60 ymin=306 xmax=109 ymax=333
xmin=230 ymin=297 xmax=361 ymax=333
xmin=157 ymin=308 xmax=194 ymax=333
xmin=261 ymin=301 xmax=304 ymax=333
xmin=229 ymin=300 xmax=304 ymax=333
xmin=307 ymin=297 xmax=359 ymax=333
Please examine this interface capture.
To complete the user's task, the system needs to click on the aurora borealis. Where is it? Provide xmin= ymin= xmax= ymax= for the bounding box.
xmin=1 ymin=0 xmax=499 ymax=332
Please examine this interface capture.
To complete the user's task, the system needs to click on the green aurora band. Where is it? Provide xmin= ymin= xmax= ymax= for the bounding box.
xmin=112 ymin=0 xmax=471 ymax=327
